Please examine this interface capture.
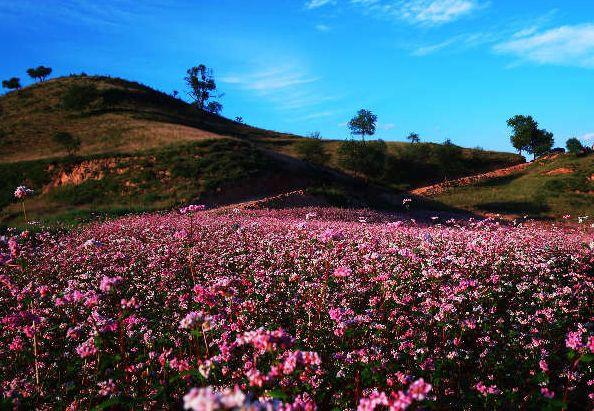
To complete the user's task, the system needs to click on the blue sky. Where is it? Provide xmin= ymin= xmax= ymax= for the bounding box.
xmin=2 ymin=0 xmax=594 ymax=152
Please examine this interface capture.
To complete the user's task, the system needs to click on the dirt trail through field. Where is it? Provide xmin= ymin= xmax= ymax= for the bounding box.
xmin=411 ymin=162 xmax=530 ymax=197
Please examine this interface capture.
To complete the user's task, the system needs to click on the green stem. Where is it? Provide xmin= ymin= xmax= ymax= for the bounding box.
xmin=22 ymin=201 xmax=28 ymax=224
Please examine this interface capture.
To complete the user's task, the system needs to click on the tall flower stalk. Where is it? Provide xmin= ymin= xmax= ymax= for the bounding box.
xmin=14 ymin=186 xmax=34 ymax=223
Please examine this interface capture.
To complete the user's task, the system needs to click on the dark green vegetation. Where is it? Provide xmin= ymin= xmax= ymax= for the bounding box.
xmin=434 ymin=153 xmax=594 ymax=218
xmin=294 ymin=132 xmax=330 ymax=165
xmin=2 ymin=77 xmax=21 ymax=91
xmin=53 ymin=131 xmax=81 ymax=156
xmin=566 ymin=137 xmax=587 ymax=155
xmin=507 ymin=115 xmax=554 ymax=159
xmin=0 ymin=75 xmax=524 ymax=226
xmin=185 ymin=64 xmax=222 ymax=114
xmin=382 ymin=141 xmax=521 ymax=189
xmin=26 ymin=66 xmax=53 ymax=82
xmin=0 ymin=140 xmax=282 ymax=226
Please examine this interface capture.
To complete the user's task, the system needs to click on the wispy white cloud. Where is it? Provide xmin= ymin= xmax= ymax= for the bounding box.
xmin=295 ymin=110 xmax=340 ymax=121
xmin=412 ymin=31 xmax=497 ymax=56
xmin=410 ymin=11 xmax=559 ymax=57
xmin=315 ymin=24 xmax=332 ymax=32
xmin=580 ymin=132 xmax=594 ymax=142
xmin=413 ymin=38 xmax=459 ymax=56
xmin=399 ymin=0 xmax=486 ymax=25
xmin=222 ymin=67 xmax=319 ymax=92
xmin=221 ymin=65 xmax=339 ymax=112
xmin=305 ymin=0 xmax=337 ymax=9
xmin=494 ymin=24 xmax=594 ymax=69
xmin=348 ymin=0 xmax=487 ymax=26
xmin=0 ymin=0 xmax=158 ymax=28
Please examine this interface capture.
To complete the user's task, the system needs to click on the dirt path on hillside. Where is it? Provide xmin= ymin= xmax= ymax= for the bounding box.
xmin=411 ymin=162 xmax=531 ymax=197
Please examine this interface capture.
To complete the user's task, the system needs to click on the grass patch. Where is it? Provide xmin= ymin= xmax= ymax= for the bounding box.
xmin=434 ymin=153 xmax=594 ymax=217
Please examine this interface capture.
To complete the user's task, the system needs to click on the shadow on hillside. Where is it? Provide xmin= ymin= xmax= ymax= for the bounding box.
xmin=196 ymin=148 xmax=485 ymax=223
xmin=474 ymin=173 xmax=524 ymax=188
xmin=476 ymin=201 xmax=550 ymax=215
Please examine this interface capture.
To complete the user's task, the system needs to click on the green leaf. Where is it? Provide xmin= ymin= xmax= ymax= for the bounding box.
xmin=266 ymin=389 xmax=288 ymax=400
xmin=543 ymin=399 xmax=567 ymax=411
xmin=580 ymin=353 xmax=594 ymax=363
xmin=92 ymin=397 xmax=123 ymax=410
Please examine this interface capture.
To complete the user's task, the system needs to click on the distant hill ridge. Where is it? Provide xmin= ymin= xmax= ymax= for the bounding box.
xmin=0 ymin=74 xmax=525 ymax=226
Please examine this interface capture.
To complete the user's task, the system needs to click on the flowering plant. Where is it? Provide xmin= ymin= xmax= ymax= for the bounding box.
xmin=0 ymin=208 xmax=592 ymax=409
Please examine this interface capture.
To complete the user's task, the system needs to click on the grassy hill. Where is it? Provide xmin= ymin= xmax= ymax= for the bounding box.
xmin=0 ymin=74 xmax=524 ymax=225
xmin=431 ymin=153 xmax=594 ymax=218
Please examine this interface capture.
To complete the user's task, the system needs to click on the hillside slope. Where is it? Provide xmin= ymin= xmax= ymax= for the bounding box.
xmin=0 ymin=75 xmax=524 ymax=225
xmin=430 ymin=153 xmax=594 ymax=218
xmin=0 ymin=75 xmax=304 ymax=162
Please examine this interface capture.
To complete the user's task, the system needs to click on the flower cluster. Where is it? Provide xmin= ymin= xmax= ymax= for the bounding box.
xmin=0 ymin=208 xmax=592 ymax=409
xmin=180 ymin=204 xmax=206 ymax=214
xmin=14 ymin=186 xmax=34 ymax=200
xmin=358 ymin=378 xmax=432 ymax=411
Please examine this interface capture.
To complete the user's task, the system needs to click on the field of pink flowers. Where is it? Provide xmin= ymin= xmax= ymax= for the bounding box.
xmin=1 ymin=206 xmax=593 ymax=410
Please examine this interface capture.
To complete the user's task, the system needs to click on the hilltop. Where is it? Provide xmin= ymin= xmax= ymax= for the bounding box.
xmin=0 ymin=75 xmax=523 ymax=225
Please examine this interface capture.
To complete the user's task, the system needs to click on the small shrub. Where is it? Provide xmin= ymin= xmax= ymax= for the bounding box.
xmin=62 ymin=84 xmax=99 ymax=110
xmin=434 ymin=140 xmax=464 ymax=179
xmin=566 ymin=138 xmax=584 ymax=155
xmin=49 ymin=179 xmax=116 ymax=205
xmin=2 ymin=77 xmax=21 ymax=91
xmin=337 ymin=139 xmax=361 ymax=173
xmin=338 ymin=139 xmax=387 ymax=178
xmin=295 ymin=133 xmax=329 ymax=165
xmin=53 ymin=132 xmax=81 ymax=155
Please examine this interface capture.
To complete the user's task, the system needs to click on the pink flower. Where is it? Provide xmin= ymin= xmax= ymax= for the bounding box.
xmin=475 ymin=382 xmax=501 ymax=396
xmin=180 ymin=204 xmax=206 ymax=214
xmin=9 ymin=336 xmax=24 ymax=351
xmin=183 ymin=386 xmax=247 ymax=410
xmin=389 ymin=390 xmax=413 ymax=410
xmin=183 ymin=387 xmax=220 ymax=410
xmin=218 ymin=386 xmax=246 ymax=408
xmin=76 ymin=338 xmax=98 ymax=358
xmin=318 ymin=228 xmax=344 ymax=243
xmin=8 ymin=238 xmax=18 ymax=257
xmin=408 ymin=378 xmax=432 ymax=401
xmin=565 ymin=330 xmax=583 ymax=350
xmin=99 ymin=275 xmax=123 ymax=293
xmin=174 ymin=230 xmax=188 ymax=240
xmin=14 ymin=186 xmax=34 ymax=199
xmin=121 ymin=297 xmax=139 ymax=309
xmin=179 ymin=311 xmax=209 ymax=330
xmin=541 ymin=387 xmax=555 ymax=399
xmin=333 ymin=266 xmax=352 ymax=278
xmin=358 ymin=391 xmax=389 ymax=411
xmin=98 ymin=379 xmax=117 ymax=396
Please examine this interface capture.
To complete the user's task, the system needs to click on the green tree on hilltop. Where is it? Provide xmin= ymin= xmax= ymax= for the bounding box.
xmin=340 ymin=110 xmax=387 ymax=178
xmin=566 ymin=138 xmax=584 ymax=154
xmin=407 ymin=132 xmax=420 ymax=143
xmin=348 ymin=109 xmax=377 ymax=141
xmin=2 ymin=77 xmax=21 ymax=92
xmin=185 ymin=64 xmax=222 ymax=112
xmin=507 ymin=115 xmax=554 ymax=159
xmin=27 ymin=66 xmax=53 ymax=82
